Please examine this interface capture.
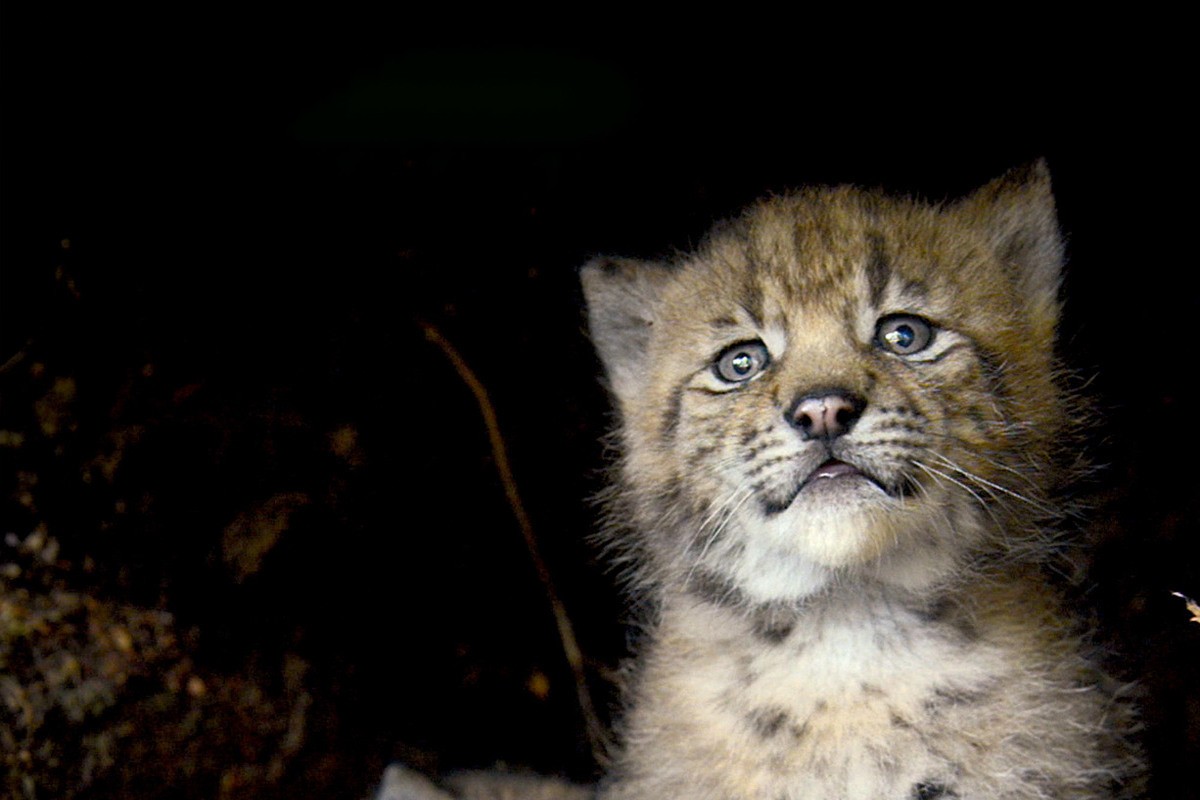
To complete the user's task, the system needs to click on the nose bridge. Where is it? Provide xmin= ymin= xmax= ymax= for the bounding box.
xmin=774 ymin=311 xmax=868 ymax=398
xmin=772 ymin=309 xmax=871 ymax=441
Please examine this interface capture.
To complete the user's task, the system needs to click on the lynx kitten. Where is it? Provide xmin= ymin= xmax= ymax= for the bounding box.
xmin=374 ymin=164 xmax=1139 ymax=800
xmin=580 ymin=163 xmax=1138 ymax=799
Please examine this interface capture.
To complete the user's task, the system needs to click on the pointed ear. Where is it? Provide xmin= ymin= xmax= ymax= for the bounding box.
xmin=580 ymin=256 xmax=674 ymax=400
xmin=959 ymin=159 xmax=1064 ymax=322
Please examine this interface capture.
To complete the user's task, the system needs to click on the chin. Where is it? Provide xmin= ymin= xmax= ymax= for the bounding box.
xmin=768 ymin=479 xmax=903 ymax=569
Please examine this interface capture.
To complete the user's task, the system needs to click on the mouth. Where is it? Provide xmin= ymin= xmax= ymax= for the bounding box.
xmin=802 ymin=459 xmax=865 ymax=485
xmin=796 ymin=460 xmax=873 ymax=491
xmin=762 ymin=458 xmax=889 ymax=516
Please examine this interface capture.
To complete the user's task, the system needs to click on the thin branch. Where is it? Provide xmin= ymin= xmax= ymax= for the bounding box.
xmin=419 ymin=321 xmax=606 ymax=757
xmin=0 ymin=340 xmax=32 ymax=376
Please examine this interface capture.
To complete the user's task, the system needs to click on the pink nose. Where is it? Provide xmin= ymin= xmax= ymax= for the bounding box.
xmin=788 ymin=393 xmax=864 ymax=440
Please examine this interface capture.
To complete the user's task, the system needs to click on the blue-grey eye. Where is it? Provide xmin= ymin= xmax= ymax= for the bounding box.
xmin=715 ymin=340 xmax=770 ymax=383
xmin=876 ymin=314 xmax=934 ymax=355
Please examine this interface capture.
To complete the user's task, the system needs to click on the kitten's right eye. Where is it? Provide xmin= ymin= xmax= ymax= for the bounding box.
xmin=714 ymin=341 xmax=771 ymax=383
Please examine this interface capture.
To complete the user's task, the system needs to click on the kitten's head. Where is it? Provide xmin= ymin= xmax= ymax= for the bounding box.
xmin=582 ymin=163 xmax=1069 ymax=606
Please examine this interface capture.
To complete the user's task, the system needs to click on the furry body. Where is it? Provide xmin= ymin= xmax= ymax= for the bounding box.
xmin=581 ymin=164 xmax=1138 ymax=799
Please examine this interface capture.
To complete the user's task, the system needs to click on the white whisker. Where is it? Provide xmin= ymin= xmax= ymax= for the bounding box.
xmin=927 ymin=452 xmax=1057 ymax=517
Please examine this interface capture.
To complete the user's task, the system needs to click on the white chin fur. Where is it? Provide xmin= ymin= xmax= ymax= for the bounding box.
xmin=769 ymin=482 xmax=900 ymax=567
xmin=723 ymin=487 xmax=971 ymax=603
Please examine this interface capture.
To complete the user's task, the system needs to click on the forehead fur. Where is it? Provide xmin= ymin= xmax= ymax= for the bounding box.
xmin=677 ymin=186 xmax=1035 ymax=330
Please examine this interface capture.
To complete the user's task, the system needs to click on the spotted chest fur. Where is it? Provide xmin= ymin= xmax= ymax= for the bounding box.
xmin=581 ymin=164 xmax=1139 ymax=799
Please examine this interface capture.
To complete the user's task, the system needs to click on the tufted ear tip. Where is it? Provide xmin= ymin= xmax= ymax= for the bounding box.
xmin=964 ymin=159 xmax=1056 ymax=222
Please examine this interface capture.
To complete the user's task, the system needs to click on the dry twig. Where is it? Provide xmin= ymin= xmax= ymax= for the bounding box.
xmin=419 ymin=321 xmax=606 ymax=757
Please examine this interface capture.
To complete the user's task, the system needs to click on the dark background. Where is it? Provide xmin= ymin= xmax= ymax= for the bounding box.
xmin=3 ymin=18 xmax=1198 ymax=800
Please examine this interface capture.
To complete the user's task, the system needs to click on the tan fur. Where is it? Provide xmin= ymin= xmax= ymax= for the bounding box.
xmin=582 ymin=164 xmax=1141 ymax=799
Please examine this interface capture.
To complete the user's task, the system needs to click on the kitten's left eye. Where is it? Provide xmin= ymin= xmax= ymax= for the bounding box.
xmin=714 ymin=340 xmax=771 ymax=383
xmin=876 ymin=314 xmax=934 ymax=355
